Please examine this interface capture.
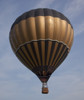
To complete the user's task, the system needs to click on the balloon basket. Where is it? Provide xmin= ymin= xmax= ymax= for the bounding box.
xmin=42 ymin=82 xmax=49 ymax=94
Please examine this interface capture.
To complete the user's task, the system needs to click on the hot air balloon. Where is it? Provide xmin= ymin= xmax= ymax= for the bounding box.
xmin=9 ymin=8 xmax=74 ymax=94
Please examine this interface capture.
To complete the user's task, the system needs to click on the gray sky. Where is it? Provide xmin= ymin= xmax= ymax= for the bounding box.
xmin=0 ymin=0 xmax=84 ymax=100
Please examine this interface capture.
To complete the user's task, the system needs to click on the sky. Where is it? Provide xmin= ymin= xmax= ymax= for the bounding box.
xmin=0 ymin=0 xmax=84 ymax=100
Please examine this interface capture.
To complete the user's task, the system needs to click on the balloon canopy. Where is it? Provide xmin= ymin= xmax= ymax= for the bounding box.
xmin=9 ymin=8 xmax=74 ymax=94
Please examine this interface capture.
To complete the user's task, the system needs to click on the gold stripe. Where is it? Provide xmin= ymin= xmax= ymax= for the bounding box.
xmin=68 ymin=28 xmax=74 ymax=49
xmin=16 ymin=52 xmax=28 ymax=67
xmin=33 ymin=42 xmax=41 ymax=66
xmin=46 ymin=41 xmax=52 ymax=65
xmin=18 ymin=19 xmax=29 ymax=42
xmin=17 ymin=49 xmax=32 ymax=70
xmin=26 ymin=44 xmax=38 ymax=66
xmin=45 ymin=16 xmax=54 ymax=39
xmin=14 ymin=24 xmax=23 ymax=45
xmin=53 ymin=18 xmax=61 ymax=40
xmin=49 ymin=43 xmax=58 ymax=66
xmin=35 ymin=16 xmax=45 ymax=39
xmin=41 ymin=41 xmax=45 ymax=66
xmin=21 ymin=46 xmax=35 ymax=68
xmin=60 ymin=20 xmax=67 ymax=41
xmin=54 ymin=47 xmax=67 ymax=67
xmin=52 ymin=44 xmax=63 ymax=66
xmin=26 ymin=17 xmax=37 ymax=41
xmin=64 ymin=24 xmax=72 ymax=47
xmin=53 ymin=18 xmax=59 ymax=40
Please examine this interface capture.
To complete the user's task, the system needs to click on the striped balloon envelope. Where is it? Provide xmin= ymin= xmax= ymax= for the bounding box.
xmin=9 ymin=8 xmax=74 ymax=94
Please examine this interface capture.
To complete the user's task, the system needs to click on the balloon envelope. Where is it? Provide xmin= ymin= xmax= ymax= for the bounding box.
xmin=9 ymin=8 xmax=74 ymax=94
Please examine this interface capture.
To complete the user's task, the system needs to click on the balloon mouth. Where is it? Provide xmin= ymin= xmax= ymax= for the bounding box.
xmin=38 ymin=75 xmax=50 ymax=82
xmin=42 ymin=82 xmax=49 ymax=94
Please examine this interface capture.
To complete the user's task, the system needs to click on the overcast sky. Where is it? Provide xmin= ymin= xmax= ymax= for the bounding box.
xmin=0 ymin=0 xmax=84 ymax=100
